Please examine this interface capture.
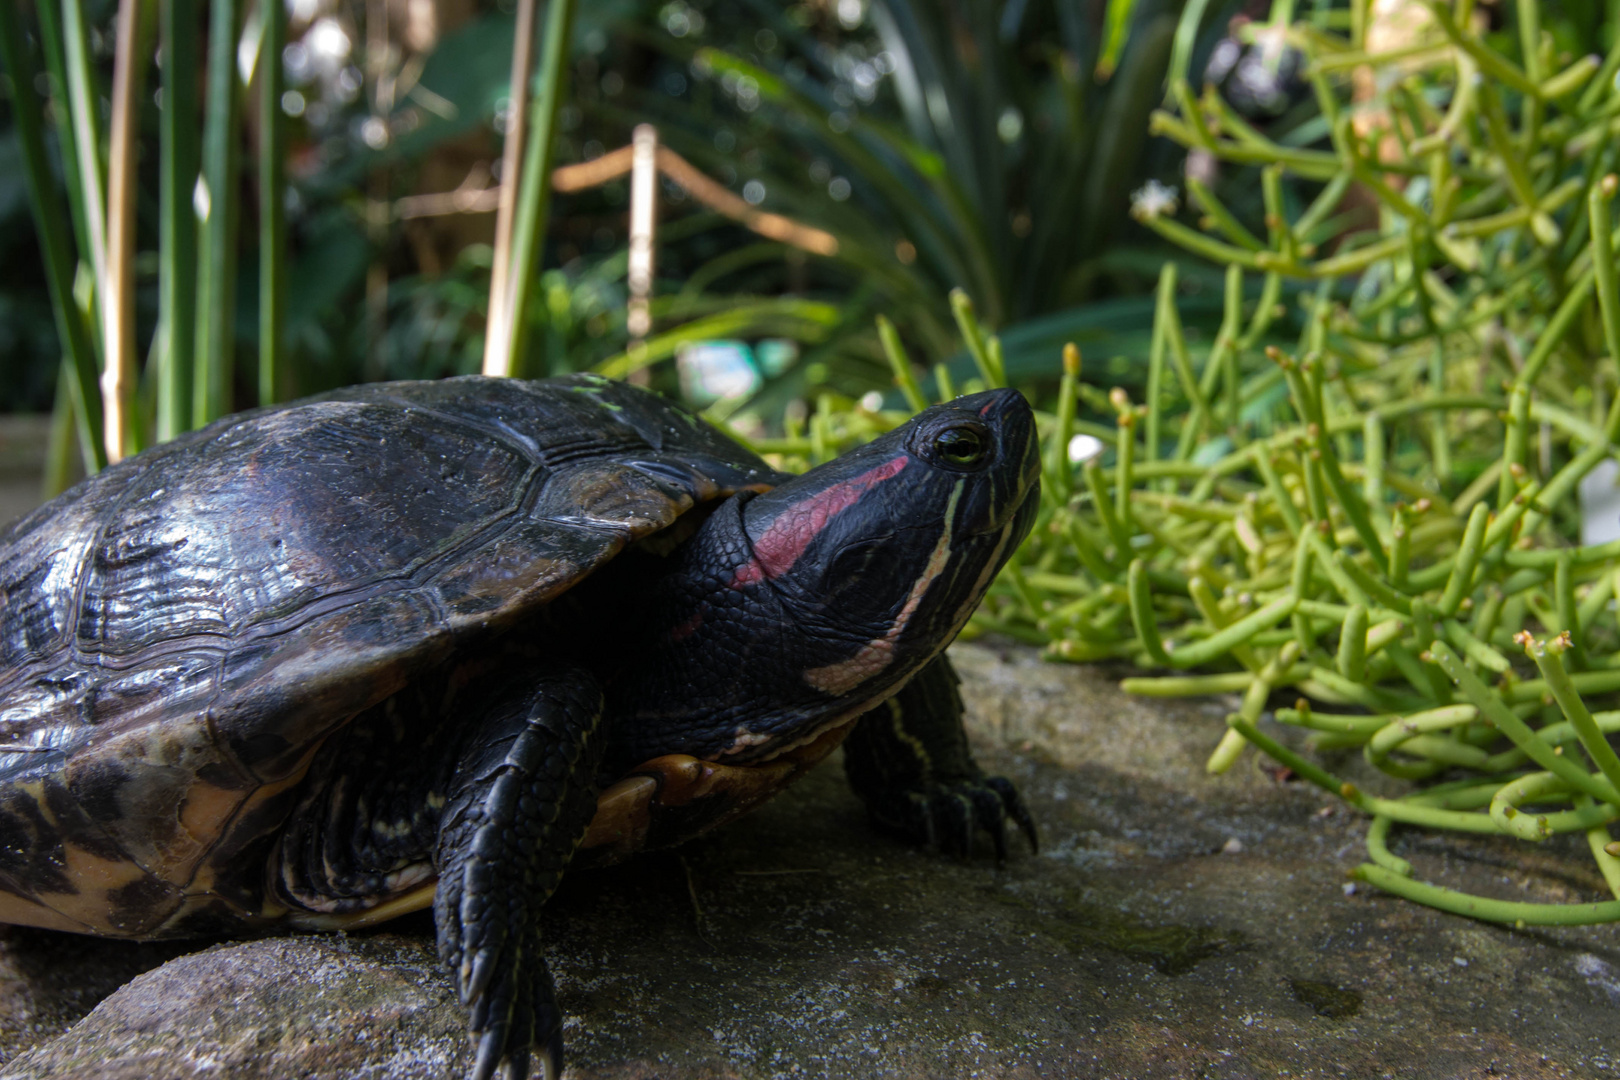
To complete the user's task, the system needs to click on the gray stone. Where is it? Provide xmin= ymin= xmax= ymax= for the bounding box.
xmin=1 ymin=936 xmax=468 ymax=1079
xmin=0 ymin=643 xmax=1617 ymax=1079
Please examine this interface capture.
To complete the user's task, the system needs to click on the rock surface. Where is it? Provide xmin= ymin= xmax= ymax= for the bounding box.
xmin=0 ymin=936 xmax=466 ymax=1079
xmin=2 ymin=642 xmax=1618 ymax=1079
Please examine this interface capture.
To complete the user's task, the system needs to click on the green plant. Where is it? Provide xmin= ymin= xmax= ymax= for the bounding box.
xmin=1100 ymin=0 xmax=1620 ymax=922
xmin=752 ymin=0 xmax=1620 ymax=925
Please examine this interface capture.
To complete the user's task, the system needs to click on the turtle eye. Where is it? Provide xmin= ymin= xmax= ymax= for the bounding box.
xmin=932 ymin=424 xmax=988 ymax=468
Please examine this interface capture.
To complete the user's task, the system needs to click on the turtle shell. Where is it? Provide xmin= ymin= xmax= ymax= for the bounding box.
xmin=0 ymin=375 xmax=778 ymax=937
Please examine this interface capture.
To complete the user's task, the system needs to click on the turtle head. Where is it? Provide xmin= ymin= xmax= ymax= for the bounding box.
xmin=734 ymin=388 xmax=1039 ymax=692
xmin=606 ymin=389 xmax=1039 ymax=768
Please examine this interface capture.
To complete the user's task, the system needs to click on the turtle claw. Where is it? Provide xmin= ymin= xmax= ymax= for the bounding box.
xmin=463 ymin=947 xmax=497 ymax=1006
xmin=843 ymin=655 xmax=1040 ymax=865
xmin=986 ymin=775 xmax=1040 ymax=855
xmin=540 ymin=1020 xmax=564 ymax=1080
xmin=471 ymin=1026 xmax=506 ymax=1080
xmin=470 ymin=1031 xmax=543 ymax=1080
xmin=971 ymin=786 xmax=1011 ymax=864
xmin=461 ymin=953 xmax=561 ymax=1080
xmin=877 ymin=774 xmax=1038 ymax=862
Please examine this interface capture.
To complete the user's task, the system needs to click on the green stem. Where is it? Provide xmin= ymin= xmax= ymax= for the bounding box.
xmin=1144 ymin=273 xmax=1168 ymax=472
xmin=1497 ymin=384 xmax=1530 ymax=510
xmin=1353 ymin=863 xmax=1620 ymax=925
xmin=1114 ymin=413 xmax=1135 ymax=532
xmin=1366 ymin=816 xmax=1412 ymax=876
xmin=1186 ymin=176 xmax=1264 ymax=251
xmin=1173 ymin=595 xmax=1298 ymax=669
xmin=1431 ymin=641 xmax=1620 ymax=806
xmin=1423 ymin=0 xmax=1541 ymax=101
xmin=1522 ymin=636 xmax=1620 ymax=799
xmin=950 ymin=289 xmax=999 ymax=388
xmin=877 ymin=316 xmax=926 ymax=413
xmin=1490 ymin=771 xmax=1573 ymax=840
xmin=1514 ymin=267 xmax=1595 ymax=390
xmin=1312 ymin=423 xmax=1389 ymax=574
xmin=158 ymin=0 xmax=199 ymax=441
xmin=60 ymin=0 xmax=109 ymax=294
xmin=1592 ymin=178 xmax=1620 ymax=441
xmin=1437 ymin=504 xmax=1489 ymax=617
xmin=1084 ymin=459 xmax=1130 ymax=554
xmin=1050 ymin=344 xmax=1080 ymax=504
xmin=1334 ymin=549 xmax=1410 ymax=614
xmin=1580 ymin=796 xmax=1620 ymax=901
xmin=195 ymin=0 xmax=243 ymax=426
xmin=1127 ymin=559 xmax=1172 ymax=667
xmin=503 ymin=0 xmax=578 ymax=376
xmin=258 ymin=0 xmax=286 ymax=406
xmin=1335 ymin=603 xmax=1368 ymax=682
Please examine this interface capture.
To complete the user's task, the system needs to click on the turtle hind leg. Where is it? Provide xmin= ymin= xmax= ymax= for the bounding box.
xmin=843 ymin=654 xmax=1037 ymax=862
xmin=434 ymin=666 xmax=605 ymax=1080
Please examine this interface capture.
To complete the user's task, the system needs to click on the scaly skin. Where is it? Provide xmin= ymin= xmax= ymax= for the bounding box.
xmin=433 ymin=668 xmax=605 ymax=1080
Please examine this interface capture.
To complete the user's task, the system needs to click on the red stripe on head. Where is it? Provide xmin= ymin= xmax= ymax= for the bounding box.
xmin=732 ymin=455 xmax=909 ymax=587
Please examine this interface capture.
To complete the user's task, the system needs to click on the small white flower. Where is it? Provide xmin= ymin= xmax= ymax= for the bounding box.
xmin=1131 ymin=179 xmax=1180 ymax=221
xmin=1067 ymin=433 xmax=1105 ymax=464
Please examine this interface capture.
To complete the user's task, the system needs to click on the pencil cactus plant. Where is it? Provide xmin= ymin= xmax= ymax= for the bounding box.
xmin=776 ymin=0 xmax=1620 ymax=925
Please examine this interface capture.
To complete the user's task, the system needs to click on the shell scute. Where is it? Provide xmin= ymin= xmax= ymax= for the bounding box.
xmin=0 ymin=474 xmax=134 ymax=675
xmin=104 ymin=874 xmax=185 ymax=934
xmin=431 ymin=528 xmax=581 ymax=621
xmin=71 ymin=402 xmax=536 ymax=660
xmin=0 ymin=781 xmax=78 ymax=895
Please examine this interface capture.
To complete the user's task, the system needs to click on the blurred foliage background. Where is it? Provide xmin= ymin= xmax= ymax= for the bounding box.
xmin=0 ymin=0 xmax=1230 ymax=459
xmin=3 ymin=0 xmax=1620 ymax=463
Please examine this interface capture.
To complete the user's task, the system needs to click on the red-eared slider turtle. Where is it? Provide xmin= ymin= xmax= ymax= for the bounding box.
xmin=0 ymin=374 xmax=1039 ymax=1079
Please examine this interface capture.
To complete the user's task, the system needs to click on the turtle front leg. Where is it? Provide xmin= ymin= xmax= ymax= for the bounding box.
xmin=843 ymin=654 xmax=1038 ymax=861
xmin=435 ymin=667 xmax=605 ymax=1080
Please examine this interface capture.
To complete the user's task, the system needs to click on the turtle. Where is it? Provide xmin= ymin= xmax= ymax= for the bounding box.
xmin=0 ymin=373 xmax=1041 ymax=1079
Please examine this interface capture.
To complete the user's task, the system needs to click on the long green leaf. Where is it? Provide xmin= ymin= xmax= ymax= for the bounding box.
xmin=503 ymin=0 xmax=578 ymax=376
xmin=195 ymin=0 xmax=243 ymax=426
xmin=258 ymin=0 xmax=286 ymax=406
xmin=1166 ymin=0 xmax=1217 ymax=93
xmin=59 ymin=0 xmax=109 ymax=297
xmin=1095 ymin=0 xmax=1141 ymax=80
xmin=1076 ymin=14 xmax=1175 ymax=257
xmin=31 ymin=0 xmax=96 ymax=299
xmin=0 ymin=0 xmax=106 ymax=474
xmin=157 ymin=0 xmax=200 ymax=440
xmin=102 ymin=0 xmax=149 ymax=461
